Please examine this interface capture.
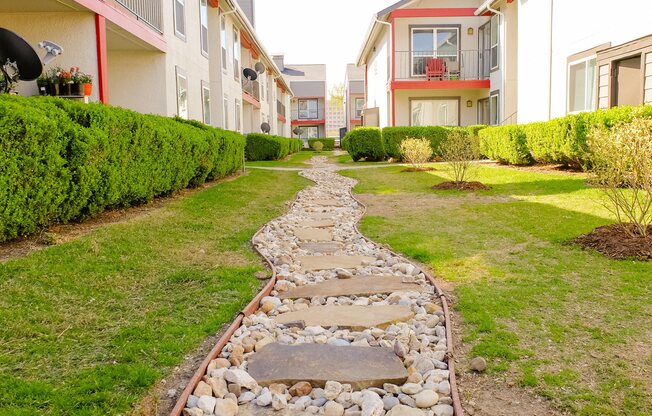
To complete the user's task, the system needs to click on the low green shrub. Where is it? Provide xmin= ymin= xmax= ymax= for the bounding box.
xmin=341 ymin=135 xmax=349 ymax=151
xmin=382 ymin=125 xmax=488 ymax=160
xmin=479 ymin=125 xmax=532 ymax=165
xmin=308 ymin=138 xmax=334 ymax=151
xmin=0 ymin=95 xmax=244 ymax=242
xmin=245 ymin=133 xmax=302 ymax=161
xmin=345 ymin=127 xmax=385 ymax=161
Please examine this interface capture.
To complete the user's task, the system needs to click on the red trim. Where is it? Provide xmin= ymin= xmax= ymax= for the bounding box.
xmin=73 ymin=0 xmax=166 ymax=51
xmin=208 ymin=0 xmax=218 ymax=7
xmin=242 ymin=92 xmax=261 ymax=109
xmin=391 ymin=17 xmax=396 ymax=127
xmin=292 ymin=119 xmax=326 ymax=125
xmin=95 ymin=14 xmax=108 ymax=104
xmin=293 ymin=96 xmax=324 ymax=100
xmin=277 ymin=114 xmax=286 ymax=123
xmin=241 ymin=32 xmax=260 ymax=59
xmin=390 ymin=8 xmax=478 ymax=18
xmin=391 ymin=80 xmax=491 ymax=90
xmin=350 ymin=119 xmax=362 ymax=125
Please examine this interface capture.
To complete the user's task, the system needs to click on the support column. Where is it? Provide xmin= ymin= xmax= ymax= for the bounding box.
xmin=95 ymin=13 xmax=108 ymax=104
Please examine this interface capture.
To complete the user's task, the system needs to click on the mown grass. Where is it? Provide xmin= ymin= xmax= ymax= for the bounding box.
xmin=245 ymin=150 xmax=320 ymax=168
xmin=0 ymin=169 xmax=308 ymax=415
xmin=342 ymin=165 xmax=652 ymax=416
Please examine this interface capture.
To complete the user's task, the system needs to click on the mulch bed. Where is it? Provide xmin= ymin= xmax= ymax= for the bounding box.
xmin=432 ymin=181 xmax=491 ymax=191
xmin=402 ymin=167 xmax=436 ymax=172
xmin=574 ymin=224 xmax=652 ymax=260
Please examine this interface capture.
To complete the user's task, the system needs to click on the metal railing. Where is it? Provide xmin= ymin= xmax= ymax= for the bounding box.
xmin=291 ymin=108 xmax=325 ymax=120
xmin=277 ymin=100 xmax=286 ymax=117
xmin=395 ymin=50 xmax=491 ymax=81
xmin=113 ymin=0 xmax=163 ymax=33
xmin=242 ymin=78 xmax=260 ymax=101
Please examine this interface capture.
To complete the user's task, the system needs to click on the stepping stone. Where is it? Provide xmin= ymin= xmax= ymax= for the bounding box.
xmin=298 ymin=255 xmax=375 ymax=271
xmin=279 ymin=275 xmax=428 ymax=299
xmin=273 ymin=305 xmax=414 ymax=330
xmin=248 ymin=343 xmax=408 ymax=389
xmin=293 ymin=227 xmax=332 ymax=242
xmin=297 ymin=220 xmax=335 ymax=228
xmin=308 ymin=198 xmax=344 ymax=207
xmin=308 ymin=212 xmax=338 ymax=220
xmin=299 ymin=241 xmax=344 ymax=253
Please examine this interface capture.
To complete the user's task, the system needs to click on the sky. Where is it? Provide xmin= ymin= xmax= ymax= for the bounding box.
xmin=255 ymin=0 xmax=396 ymax=93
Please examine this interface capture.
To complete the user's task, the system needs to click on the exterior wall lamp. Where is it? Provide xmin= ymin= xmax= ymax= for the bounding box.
xmin=467 ymin=27 xmax=474 ymax=36
xmin=466 ymin=100 xmax=473 ymax=108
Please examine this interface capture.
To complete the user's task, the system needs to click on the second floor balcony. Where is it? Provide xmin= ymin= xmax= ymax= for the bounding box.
xmin=277 ymin=100 xmax=286 ymax=118
xmin=394 ymin=49 xmax=491 ymax=83
xmin=242 ymin=78 xmax=260 ymax=102
xmin=113 ymin=0 xmax=163 ymax=33
xmin=291 ymin=107 xmax=325 ymax=121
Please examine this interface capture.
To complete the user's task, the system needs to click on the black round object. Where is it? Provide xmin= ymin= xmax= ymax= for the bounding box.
xmin=254 ymin=62 xmax=266 ymax=74
xmin=0 ymin=28 xmax=42 ymax=81
xmin=243 ymin=67 xmax=258 ymax=81
xmin=260 ymin=122 xmax=271 ymax=133
xmin=293 ymin=127 xmax=304 ymax=136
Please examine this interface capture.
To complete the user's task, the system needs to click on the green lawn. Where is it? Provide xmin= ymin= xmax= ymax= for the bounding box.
xmin=342 ymin=165 xmax=652 ymax=416
xmin=0 ymin=169 xmax=308 ymax=415
xmin=245 ymin=150 xmax=319 ymax=168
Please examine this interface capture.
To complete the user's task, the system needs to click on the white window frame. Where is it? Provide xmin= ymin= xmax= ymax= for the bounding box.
xmin=410 ymin=98 xmax=460 ymax=127
xmin=490 ymin=14 xmax=499 ymax=70
xmin=223 ymin=95 xmax=229 ymax=129
xmin=260 ymin=71 xmax=266 ymax=102
xmin=235 ymin=99 xmax=241 ymax=133
xmin=233 ymin=28 xmax=240 ymax=81
xmin=201 ymin=81 xmax=211 ymax=125
xmin=220 ymin=15 xmax=227 ymax=71
xmin=176 ymin=67 xmax=188 ymax=119
xmin=410 ymin=27 xmax=460 ymax=77
xmin=567 ymin=56 xmax=597 ymax=114
xmin=298 ymin=99 xmax=318 ymax=119
xmin=173 ymin=0 xmax=186 ymax=40
xmin=300 ymin=126 xmax=319 ymax=140
xmin=354 ymin=97 xmax=364 ymax=119
xmin=490 ymin=91 xmax=500 ymax=126
xmin=199 ymin=0 xmax=208 ymax=57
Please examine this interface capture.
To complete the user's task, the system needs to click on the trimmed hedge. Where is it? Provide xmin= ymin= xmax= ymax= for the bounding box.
xmin=381 ymin=125 xmax=488 ymax=159
xmin=308 ymin=138 xmax=335 ymax=151
xmin=0 ymin=95 xmax=245 ymax=242
xmin=245 ymin=133 xmax=302 ymax=161
xmin=344 ymin=127 xmax=385 ymax=161
xmin=479 ymin=125 xmax=532 ymax=165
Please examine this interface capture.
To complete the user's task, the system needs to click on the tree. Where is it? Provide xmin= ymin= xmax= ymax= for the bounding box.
xmin=329 ymin=83 xmax=344 ymax=110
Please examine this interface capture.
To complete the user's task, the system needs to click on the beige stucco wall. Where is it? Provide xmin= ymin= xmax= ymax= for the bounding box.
xmin=0 ymin=12 xmax=99 ymax=102
xmin=394 ymin=88 xmax=489 ymax=127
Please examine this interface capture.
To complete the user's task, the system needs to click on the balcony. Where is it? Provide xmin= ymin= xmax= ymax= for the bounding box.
xmin=394 ymin=50 xmax=491 ymax=87
xmin=277 ymin=100 xmax=286 ymax=117
xmin=113 ymin=0 xmax=163 ymax=33
xmin=291 ymin=107 xmax=326 ymax=122
xmin=242 ymin=78 xmax=260 ymax=102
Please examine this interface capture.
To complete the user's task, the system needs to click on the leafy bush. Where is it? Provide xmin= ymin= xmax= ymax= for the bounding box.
xmin=479 ymin=125 xmax=532 ymax=165
xmin=588 ymin=117 xmax=652 ymax=237
xmin=341 ymin=135 xmax=349 ymax=151
xmin=0 ymin=95 xmax=244 ymax=242
xmin=312 ymin=141 xmax=324 ymax=152
xmin=344 ymin=127 xmax=385 ymax=161
xmin=308 ymin=138 xmax=334 ymax=151
xmin=441 ymin=130 xmax=481 ymax=183
xmin=382 ymin=125 xmax=487 ymax=160
xmin=399 ymin=138 xmax=433 ymax=168
xmin=245 ymin=133 xmax=302 ymax=161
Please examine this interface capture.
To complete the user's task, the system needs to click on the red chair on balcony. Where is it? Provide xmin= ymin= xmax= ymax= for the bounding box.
xmin=426 ymin=58 xmax=446 ymax=81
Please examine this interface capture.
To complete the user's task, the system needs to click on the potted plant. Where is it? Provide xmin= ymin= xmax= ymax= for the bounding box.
xmin=58 ymin=69 xmax=72 ymax=96
xmin=37 ymin=74 xmax=49 ymax=95
xmin=46 ymin=67 xmax=61 ymax=96
xmin=79 ymin=72 xmax=93 ymax=96
xmin=70 ymin=67 xmax=83 ymax=96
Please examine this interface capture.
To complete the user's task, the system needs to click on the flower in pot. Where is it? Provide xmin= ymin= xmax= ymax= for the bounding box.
xmin=47 ymin=66 xmax=62 ymax=96
xmin=70 ymin=67 xmax=83 ymax=96
xmin=58 ymin=69 xmax=72 ymax=96
xmin=37 ymin=74 xmax=49 ymax=95
xmin=79 ymin=73 xmax=93 ymax=96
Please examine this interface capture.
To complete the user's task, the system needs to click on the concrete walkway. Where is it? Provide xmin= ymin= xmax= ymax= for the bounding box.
xmin=182 ymin=156 xmax=455 ymax=416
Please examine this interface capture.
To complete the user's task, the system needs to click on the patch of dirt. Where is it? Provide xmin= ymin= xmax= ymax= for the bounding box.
xmin=0 ymin=172 xmax=245 ymax=263
xmin=357 ymin=193 xmax=515 ymax=217
xmin=487 ymin=162 xmax=587 ymax=176
xmin=401 ymin=167 xmax=437 ymax=172
xmin=433 ymin=181 xmax=491 ymax=191
xmin=450 ymin=311 xmax=567 ymax=416
xmin=574 ymin=224 xmax=652 ymax=260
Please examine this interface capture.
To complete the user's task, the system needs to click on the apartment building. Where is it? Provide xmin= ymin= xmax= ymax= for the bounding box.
xmin=273 ymin=55 xmax=327 ymax=142
xmin=356 ymin=0 xmax=652 ymax=128
xmin=344 ymin=63 xmax=365 ymax=131
xmin=0 ymin=0 xmax=292 ymax=137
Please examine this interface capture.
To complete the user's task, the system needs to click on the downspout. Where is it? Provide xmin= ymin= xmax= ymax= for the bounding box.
xmin=486 ymin=3 xmax=506 ymax=124
xmin=547 ymin=0 xmax=554 ymax=120
xmin=374 ymin=18 xmax=392 ymax=127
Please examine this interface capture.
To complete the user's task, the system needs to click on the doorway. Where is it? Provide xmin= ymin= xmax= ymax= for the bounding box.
xmin=613 ymin=55 xmax=642 ymax=106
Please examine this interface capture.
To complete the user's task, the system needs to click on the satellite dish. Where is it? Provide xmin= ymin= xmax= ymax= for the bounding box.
xmin=293 ymin=127 xmax=304 ymax=136
xmin=243 ymin=67 xmax=257 ymax=81
xmin=254 ymin=62 xmax=266 ymax=74
xmin=0 ymin=27 xmax=43 ymax=92
xmin=261 ymin=122 xmax=271 ymax=133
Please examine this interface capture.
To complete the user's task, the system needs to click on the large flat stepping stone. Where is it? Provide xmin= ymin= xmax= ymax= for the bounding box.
xmin=297 ymin=220 xmax=335 ymax=228
xmin=248 ymin=343 xmax=408 ymax=389
xmin=274 ymin=305 xmax=414 ymax=330
xmin=308 ymin=198 xmax=344 ymax=207
xmin=298 ymin=255 xmax=375 ymax=271
xmin=299 ymin=242 xmax=344 ymax=254
xmin=308 ymin=212 xmax=338 ymax=220
xmin=279 ymin=275 xmax=427 ymax=299
xmin=293 ymin=228 xmax=332 ymax=242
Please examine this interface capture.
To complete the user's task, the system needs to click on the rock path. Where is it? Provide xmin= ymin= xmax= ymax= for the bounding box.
xmin=182 ymin=157 xmax=456 ymax=416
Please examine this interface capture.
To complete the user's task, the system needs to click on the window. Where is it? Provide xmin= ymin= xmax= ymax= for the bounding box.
xmin=568 ymin=58 xmax=596 ymax=113
xmin=298 ymin=99 xmax=318 ymax=119
xmin=300 ymin=126 xmax=319 ymax=139
xmin=354 ymin=98 xmax=364 ymax=119
xmin=220 ymin=16 xmax=227 ymax=70
xmin=201 ymin=82 xmax=211 ymax=125
xmin=490 ymin=15 xmax=499 ymax=69
xmin=490 ymin=92 xmax=499 ymax=125
xmin=411 ymin=27 xmax=459 ymax=76
xmin=260 ymin=71 xmax=266 ymax=101
xmin=478 ymin=98 xmax=490 ymax=125
xmin=410 ymin=98 xmax=459 ymax=126
xmin=235 ymin=99 xmax=241 ymax=132
xmin=223 ymin=96 xmax=229 ymax=129
xmin=233 ymin=28 xmax=240 ymax=80
xmin=199 ymin=0 xmax=208 ymax=56
xmin=173 ymin=0 xmax=186 ymax=40
xmin=176 ymin=67 xmax=188 ymax=119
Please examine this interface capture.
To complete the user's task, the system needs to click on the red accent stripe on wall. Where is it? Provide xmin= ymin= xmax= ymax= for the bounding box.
xmin=242 ymin=92 xmax=261 ymax=109
xmin=390 ymin=8 xmax=478 ymax=18
xmin=291 ymin=119 xmax=326 ymax=125
xmin=208 ymin=0 xmax=219 ymax=7
xmin=277 ymin=114 xmax=286 ymax=123
xmin=95 ymin=14 xmax=108 ymax=104
xmin=390 ymin=80 xmax=491 ymax=90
